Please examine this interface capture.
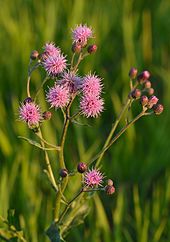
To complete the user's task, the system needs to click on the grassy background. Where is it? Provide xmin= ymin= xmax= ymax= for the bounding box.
xmin=0 ymin=0 xmax=170 ymax=241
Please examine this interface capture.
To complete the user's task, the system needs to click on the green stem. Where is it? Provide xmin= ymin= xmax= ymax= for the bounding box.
xmin=95 ymin=97 xmax=131 ymax=167
xmin=54 ymin=97 xmax=75 ymax=222
xmin=60 ymin=192 xmax=85 ymax=236
xmin=38 ymin=128 xmax=58 ymax=192
xmin=54 ymin=186 xmax=62 ymax=222
xmin=70 ymin=110 xmax=82 ymax=121
xmin=58 ymin=118 xmax=70 ymax=169
xmin=89 ymin=109 xmax=146 ymax=166
xmin=35 ymin=132 xmax=61 ymax=150
xmin=34 ymin=76 xmax=49 ymax=101
xmin=70 ymin=53 xmax=75 ymax=70
xmin=54 ymin=51 xmax=87 ymax=222
xmin=72 ymin=52 xmax=89 ymax=73
xmin=104 ymin=110 xmax=146 ymax=150
xmin=27 ymin=62 xmax=40 ymax=97
xmin=95 ymin=83 xmax=138 ymax=167
xmin=58 ymin=188 xmax=84 ymax=224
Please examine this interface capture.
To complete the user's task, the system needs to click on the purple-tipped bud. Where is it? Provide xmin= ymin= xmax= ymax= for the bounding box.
xmin=42 ymin=111 xmax=52 ymax=120
xmin=153 ymin=104 xmax=164 ymax=115
xmin=144 ymin=81 xmax=151 ymax=89
xmin=87 ymin=44 xmax=97 ymax=54
xmin=30 ymin=50 xmax=39 ymax=60
xmin=129 ymin=67 xmax=138 ymax=79
xmin=72 ymin=42 xmax=82 ymax=53
xmin=23 ymin=97 xmax=33 ymax=105
xmin=131 ymin=89 xmax=141 ymax=99
xmin=140 ymin=95 xmax=148 ymax=106
xmin=59 ymin=168 xmax=68 ymax=178
xmin=77 ymin=162 xmax=87 ymax=173
xmin=142 ymin=70 xmax=150 ymax=79
xmin=147 ymin=88 xmax=154 ymax=96
xmin=105 ymin=185 xmax=115 ymax=195
xmin=137 ymin=70 xmax=150 ymax=84
xmin=148 ymin=96 xmax=159 ymax=109
xmin=107 ymin=179 xmax=113 ymax=186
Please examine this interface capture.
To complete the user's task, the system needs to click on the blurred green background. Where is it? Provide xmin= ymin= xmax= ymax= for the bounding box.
xmin=0 ymin=0 xmax=170 ymax=241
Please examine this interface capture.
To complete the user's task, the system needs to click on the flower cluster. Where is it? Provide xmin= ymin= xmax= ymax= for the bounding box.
xmin=19 ymin=24 xmax=104 ymax=131
xmin=42 ymin=25 xmax=104 ymax=117
xmin=80 ymin=74 xmax=104 ymax=117
xmin=17 ymin=24 xmax=165 ymax=241
xmin=129 ymin=68 xmax=164 ymax=115
xmin=42 ymin=43 xmax=67 ymax=76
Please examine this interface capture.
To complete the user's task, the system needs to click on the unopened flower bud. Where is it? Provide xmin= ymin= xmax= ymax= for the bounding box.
xmin=72 ymin=42 xmax=82 ymax=53
xmin=23 ymin=97 xmax=33 ymax=104
xmin=87 ymin=44 xmax=97 ymax=54
xmin=147 ymin=88 xmax=154 ymax=96
xmin=77 ymin=38 xmax=87 ymax=48
xmin=140 ymin=95 xmax=148 ymax=106
xmin=38 ymin=53 xmax=46 ymax=61
xmin=153 ymin=104 xmax=164 ymax=115
xmin=144 ymin=81 xmax=151 ymax=89
xmin=129 ymin=67 xmax=138 ymax=79
xmin=131 ymin=89 xmax=141 ymax=99
xmin=30 ymin=50 xmax=39 ymax=60
xmin=105 ymin=185 xmax=115 ymax=195
xmin=59 ymin=168 xmax=68 ymax=178
xmin=107 ymin=179 xmax=113 ymax=186
xmin=137 ymin=70 xmax=150 ymax=84
xmin=77 ymin=162 xmax=87 ymax=173
xmin=148 ymin=96 xmax=159 ymax=109
xmin=43 ymin=111 xmax=52 ymax=120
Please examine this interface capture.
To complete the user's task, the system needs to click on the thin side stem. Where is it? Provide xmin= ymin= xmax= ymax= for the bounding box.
xmin=35 ymin=132 xmax=61 ymax=150
xmin=95 ymin=83 xmax=138 ymax=167
xmin=34 ymin=76 xmax=49 ymax=101
xmin=58 ymin=188 xmax=84 ymax=224
xmin=38 ymin=128 xmax=58 ymax=192
xmin=58 ymin=118 xmax=70 ymax=169
xmin=70 ymin=53 xmax=76 ymax=70
xmin=27 ymin=76 xmax=31 ymax=97
xmin=88 ymin=109 xmax=146 ymax=166
xmin=54 ymin=97 xmax=75 ymax=222
xmin=27 ymin=62 xmax=40 ymax=97
xmin=70 ymin=110 xmax=82 ymax=121
xmin=95 ymin=97 xmax=131 ymax=167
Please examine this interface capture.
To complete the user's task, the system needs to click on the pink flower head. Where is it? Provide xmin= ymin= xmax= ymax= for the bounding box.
xmin=148 ymin=95 xmax=159 ymax=109
xmin=84 ymin=168 xmax=104 ymax=187
xmin=80 ymin=95 xmax=104 ymax=118
xmin=81 ymin=74 xmax=103 ymax=97
xmin=42 ymin=42 xmax=61 ymax=59
xmin=72 ymin=24 xmax=93 ymax=47
xmin=46 ymin=84 xmax=69 ymax=109
xmin=59 ymin=72 xmax=82 ymax=94
xmin=19 ymin=102 xmax=42 ymax=126
xmin=43 ymin=54 xmax=67 ymax=76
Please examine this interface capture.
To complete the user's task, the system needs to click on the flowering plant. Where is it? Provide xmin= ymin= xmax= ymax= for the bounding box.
xmin=4 ymin=24 xmax=163 ymax=241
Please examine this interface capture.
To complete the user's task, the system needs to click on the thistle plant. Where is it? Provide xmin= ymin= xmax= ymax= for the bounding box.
xmin=16 ymin=24 xmax=164 ymax=241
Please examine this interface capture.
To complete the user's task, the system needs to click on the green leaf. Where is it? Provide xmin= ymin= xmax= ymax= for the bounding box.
xmin=60 ymin=202 xmax=90 ymax=237
xmin=18 ymin=136 xmax=57 ymax=150
xmin=46 ymin=223 xmax=65 ymax=242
